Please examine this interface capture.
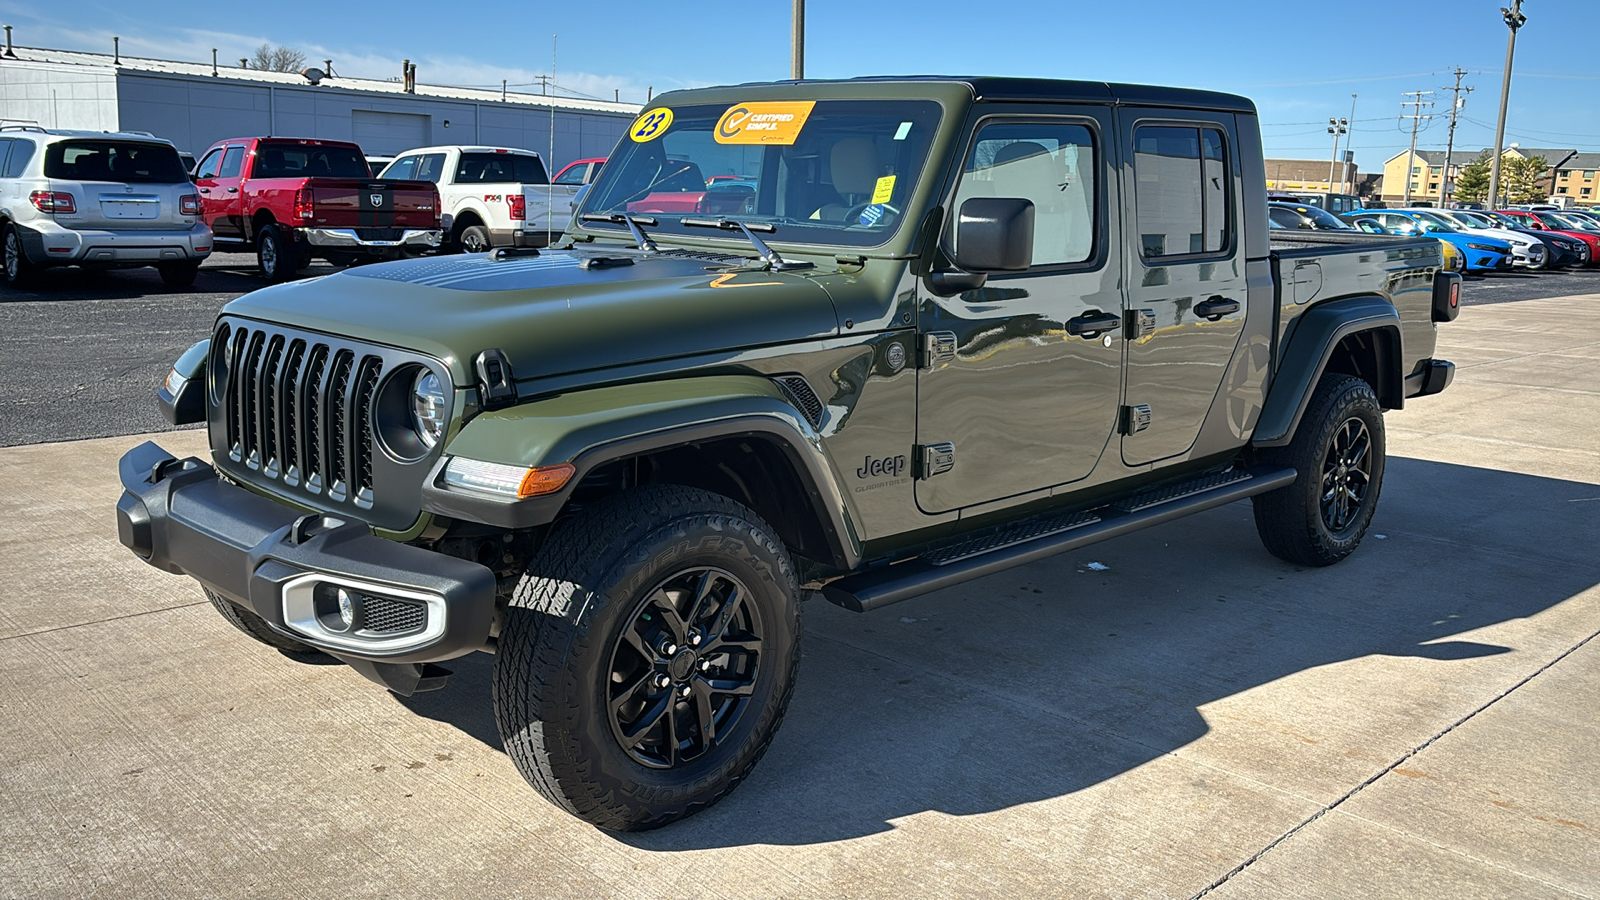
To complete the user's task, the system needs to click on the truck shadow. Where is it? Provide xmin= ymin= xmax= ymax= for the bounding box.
xmin=393 ymin=456 xmax=1599 ymax=848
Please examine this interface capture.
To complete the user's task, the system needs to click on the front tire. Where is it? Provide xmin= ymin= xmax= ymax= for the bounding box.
xmin=493 ymin=485 xmax=801 ymax=831
xmin=1252 ymin=373 xmax=1386 ymax=567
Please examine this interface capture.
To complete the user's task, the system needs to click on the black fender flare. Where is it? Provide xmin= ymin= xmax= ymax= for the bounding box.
xmin=1252 ymin=295 xmax=1402 ymax=449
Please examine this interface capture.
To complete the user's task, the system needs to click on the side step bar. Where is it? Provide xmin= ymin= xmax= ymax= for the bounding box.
xmin=821 ymin=466 xmax=1297 ymax=613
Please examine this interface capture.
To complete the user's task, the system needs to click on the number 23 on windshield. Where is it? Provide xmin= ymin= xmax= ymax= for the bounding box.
xmin=630 ymin=109 xmax=674 ymax=142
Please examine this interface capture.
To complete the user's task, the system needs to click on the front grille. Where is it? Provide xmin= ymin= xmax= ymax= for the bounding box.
xmin=361 ymin=596 xmax=427 ymax=635
xmin=218 ymin=321 xmax=382 ymax=509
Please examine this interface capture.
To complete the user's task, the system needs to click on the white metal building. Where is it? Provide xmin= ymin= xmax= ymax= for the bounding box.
xmin=0 ymin=44 xmax=639 ymax=168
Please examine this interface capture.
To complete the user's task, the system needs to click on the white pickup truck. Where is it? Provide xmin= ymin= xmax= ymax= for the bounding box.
xmin=376 ymin=146 xmax=572 ymax=251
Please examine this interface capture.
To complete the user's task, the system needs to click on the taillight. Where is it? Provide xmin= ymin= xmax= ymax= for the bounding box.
xmin=293 ymin=187 xmax=314 ymax=223
xmin=29 ymin=191 xmax=76 ymax=214
xmin=180 ymin=194 xmax=202 ymax=216
xmin=507 ymin=195 xmax=526 ymax=221
xmin=1449 ymin=280 xmax=1460 ymax=309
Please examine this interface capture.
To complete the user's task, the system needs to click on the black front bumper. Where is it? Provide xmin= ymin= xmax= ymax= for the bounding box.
xmin=115 ymin=441 xmax=497 ymax=682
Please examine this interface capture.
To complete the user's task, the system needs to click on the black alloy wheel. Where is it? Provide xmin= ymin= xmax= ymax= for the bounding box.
xmin=1320 ymin=417 xmax=1372 ymax=533
xmin=605 ymin=567 xmax=764 ymax=769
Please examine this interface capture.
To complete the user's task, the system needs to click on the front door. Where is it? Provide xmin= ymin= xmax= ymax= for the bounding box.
xmin=1118 ymin=113 xmax=1248 ymax=466
xmin=916 ymin=108 xmax=1124 ymax=514
xmin=205 ymin=144 xmax=247 ymax=239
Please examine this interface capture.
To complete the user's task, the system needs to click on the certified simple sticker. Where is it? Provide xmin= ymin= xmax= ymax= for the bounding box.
xmin=629 ymin=108 xmax=673 ymax=142
xmin=715 ymin=101 xmax=816 ymax=145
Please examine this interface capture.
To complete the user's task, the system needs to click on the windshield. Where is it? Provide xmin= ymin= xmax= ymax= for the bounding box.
xmin=1544 ymin=212 xmax=1597 ymax=232
xmin=1405 ymin=213 xmax=1454 ymax=234
xmin=1296 ymin=204 xmax=1352 ymax=230
xmin=1447 ymin=210 xmax=1492 ymax=229
xmin=580 ymin=99 xmax=943 ymax=248
xmin=44 ymin=140 xmax=188 ymax=183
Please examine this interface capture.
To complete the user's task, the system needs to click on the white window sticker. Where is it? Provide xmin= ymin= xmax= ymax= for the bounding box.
xmin=894 ymin=121 xmax=913 ymax=141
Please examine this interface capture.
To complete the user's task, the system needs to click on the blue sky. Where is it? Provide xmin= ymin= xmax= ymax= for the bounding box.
xmin=2 ymin=0 xmax=1596 ymax=174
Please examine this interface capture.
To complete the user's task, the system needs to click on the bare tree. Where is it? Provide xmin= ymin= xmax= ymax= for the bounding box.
xmin=250 ymin=44 xmax=307 ymax=73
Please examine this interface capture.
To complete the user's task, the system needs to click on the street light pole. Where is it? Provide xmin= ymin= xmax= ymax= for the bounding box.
xmin=1487 ymin=0 xmax=1527 ymax=210
xmin=1342 ymin=93 xmax=1357 ymax=193
xmin=791 ymin=0 xmax=805 ymax=80
xmin=1326 ymin=118 xmax=1348 ymax=197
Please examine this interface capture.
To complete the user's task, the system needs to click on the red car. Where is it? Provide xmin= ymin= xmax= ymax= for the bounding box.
xmin=192 ymin=137 xmax=442 ymax=280
xmin=1497 ymin=210 xmax=1600 ymax=266
xmin=551 ymin=157 xmax=606 ymax=187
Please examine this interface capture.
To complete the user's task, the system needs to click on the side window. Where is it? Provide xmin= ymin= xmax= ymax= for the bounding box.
xmin=553 ymin=163 xmax=587 ymax=186
xmin=218 ymin=146 xmax=245 ymax=179
xmin=1133 ymin=124 xmax=1232 ymax=259
xmin=0 ymin=139 xmax=12 ymax=178
xmin=951 ymin=120 xmax=1098 ymax=267
xmin=414 ymin=153 xmax=447 ymax=183
xmin=195 ymin=148 xmax=224 ymax=180
xmin=382 ymin=155 xmax=419 ymax=181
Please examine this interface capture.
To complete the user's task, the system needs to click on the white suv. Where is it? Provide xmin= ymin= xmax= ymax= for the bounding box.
xmin=0 ymin=127 xmax=212 ymax=289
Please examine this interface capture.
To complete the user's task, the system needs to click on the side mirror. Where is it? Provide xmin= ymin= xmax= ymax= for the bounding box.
xmin=571 ymin=183 xmax=591 ymax=213
xmin=951 ymin=197 xmax=1035 ymax=272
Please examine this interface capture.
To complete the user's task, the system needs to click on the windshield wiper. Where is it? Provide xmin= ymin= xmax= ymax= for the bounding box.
xmin=580 ymin=212 xmax=659 ymax=252
xmin=680 ymin=218 xmax=812 ymax=270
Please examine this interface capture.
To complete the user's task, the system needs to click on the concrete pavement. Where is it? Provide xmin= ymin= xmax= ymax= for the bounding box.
xmin=0 ymin=294 xmax=1596 ymax=898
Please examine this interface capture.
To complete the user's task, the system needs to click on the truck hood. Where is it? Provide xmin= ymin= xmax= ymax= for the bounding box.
xmin=220 ymin=249 xmax=842 ymax=385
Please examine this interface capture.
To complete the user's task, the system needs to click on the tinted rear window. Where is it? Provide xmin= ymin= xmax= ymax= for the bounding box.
xmin=455 ymin=152 xmax=548 ymax=184
xmin=44 ymin=140 xmax=188 ymax=183
xmin=252 ymin=144 xmax=371 ymax=179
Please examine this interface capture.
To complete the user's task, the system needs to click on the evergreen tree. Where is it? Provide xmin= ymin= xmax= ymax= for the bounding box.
xmin=1504 ymin=155 xmax=1552 ymax=204
xmin=1453 ymin=152 xmax=1492 ymax=204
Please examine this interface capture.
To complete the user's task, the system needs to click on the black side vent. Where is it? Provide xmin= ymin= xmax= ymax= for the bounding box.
xmin=657 ymin=249 xmax=750 ymax=265
xmin=774 ymin=375 xmax=824 ymax=429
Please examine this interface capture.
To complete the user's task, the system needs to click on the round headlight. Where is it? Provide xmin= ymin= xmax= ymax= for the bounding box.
xmin=411 ymin=370 xmax=447 ymax=448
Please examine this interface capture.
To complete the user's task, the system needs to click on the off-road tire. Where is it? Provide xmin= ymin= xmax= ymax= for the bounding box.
xmin=493 ymin=485 xmax=802 ymax=831
xmin=1252 ymin=373 xmax=1386 ymax=567
xmin=458 ymin=224 xmax=492 ymax=254
xmin=256 ymin=224 xmax=291 ymax=282
xmin=204 ymin=587 xmax=322 ymax=655
xmin=158 ymin=260 xmax=200 ymax=288
xmin=3 ymin=223 xmax=40 ymax=289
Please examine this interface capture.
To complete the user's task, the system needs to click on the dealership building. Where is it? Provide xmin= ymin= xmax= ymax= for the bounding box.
xmin=0 ymin=43 xmax=640 ymax=168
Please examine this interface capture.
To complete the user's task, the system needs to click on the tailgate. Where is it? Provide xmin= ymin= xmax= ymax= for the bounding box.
xmin=307 ymin=179 xmax=439 ymax=229
xmin=521 ymin=184 xmax=576 ymax=236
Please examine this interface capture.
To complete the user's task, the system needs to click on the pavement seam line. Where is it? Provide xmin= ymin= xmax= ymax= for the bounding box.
xmin=0 ymin=600 xmax=208 ymax=643
xmin=1336 ymin=809 xmax=1596 ymax=899
xmin=1188 ymin=625 xmax=1600 ymax=899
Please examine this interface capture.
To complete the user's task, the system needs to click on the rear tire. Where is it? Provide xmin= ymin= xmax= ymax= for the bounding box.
xmin=158 ymin=260 xmax=200 ymax=288
xmin=493 ymin=485 xmax=802 ymax=831
xmin=204 ymin=587 xmax=322 ymax=655
xmin=3 ymin=223 xmax=40 ymax=289
xmin=1252 ymin=374 xmax=1386 ymax=567
xmin=458 ymin=224 xmax=492 ymax=254
xmin=255 ymin=224 xmax=292 ymax=282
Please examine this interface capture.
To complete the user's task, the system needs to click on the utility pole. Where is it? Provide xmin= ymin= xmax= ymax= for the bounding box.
xmin=1441 ymin=68 xmax=1472 ymax=208
xmin=1400 ymin=91 xmax=1435 ymax=206
xmin=1488 ymin=0 xmax=1527 ymax=210
xmin=1326 ymin=117 xmax=1348 ymax=196
xmin=1342 ymin=94 xmax=1357 ymax=193
xmin=791 ymin=0 xmax=805 ymax=80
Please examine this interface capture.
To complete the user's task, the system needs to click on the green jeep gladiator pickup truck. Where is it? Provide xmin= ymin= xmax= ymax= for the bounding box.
xmin=116 ymin=76 xmax=1459 ymax=831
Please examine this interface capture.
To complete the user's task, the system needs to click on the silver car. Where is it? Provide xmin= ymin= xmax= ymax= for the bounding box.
xmin=0 ymin=127 xmax=212 ymax=289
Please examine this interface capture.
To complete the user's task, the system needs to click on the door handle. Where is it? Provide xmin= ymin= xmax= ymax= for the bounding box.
xmin=226 ymin=187 xmax=239 ymax=194
xmin=1195 ymin=296 xmax=1240 ymax=321
xmin=1066 ymin=310 xmax=1122 ymax=339
xmin=199 ymin=187 xmax=210 ymax=194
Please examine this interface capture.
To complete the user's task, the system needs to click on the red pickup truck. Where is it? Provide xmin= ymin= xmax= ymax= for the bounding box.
xmin=192 ymin=137 xmax=442 ymax=280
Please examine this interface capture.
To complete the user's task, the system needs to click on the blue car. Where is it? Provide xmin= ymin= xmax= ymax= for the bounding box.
xmin=1345 ymin=209 xmax=1513 ymax=273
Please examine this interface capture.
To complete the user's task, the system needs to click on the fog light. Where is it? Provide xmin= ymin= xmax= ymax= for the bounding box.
xmin=338 ymin=588 xmax=355 ymax=627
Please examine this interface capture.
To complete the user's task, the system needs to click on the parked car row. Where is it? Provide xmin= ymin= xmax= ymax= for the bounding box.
xmin=1269 ymin=199 xmax=1600 ymax=275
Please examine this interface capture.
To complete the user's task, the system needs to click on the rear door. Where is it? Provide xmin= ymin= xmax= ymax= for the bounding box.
xmin=45 ymin=139 xmax=193 ymax=231
xmin=915 ymin=106 xmax=1124 ymax=513
xmin=1117 ymin=112 xmax=1248 ymax=466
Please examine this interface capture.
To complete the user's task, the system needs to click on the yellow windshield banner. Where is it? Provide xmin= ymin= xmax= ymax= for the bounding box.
xmin=715 ymin=101 xmax=817 ymax=145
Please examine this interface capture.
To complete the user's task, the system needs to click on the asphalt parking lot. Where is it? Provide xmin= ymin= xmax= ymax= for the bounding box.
xmin=2 ymin=252 xmax=1600 ymax=447
xmin=0 ymin=264 xmax=1597 ymax=898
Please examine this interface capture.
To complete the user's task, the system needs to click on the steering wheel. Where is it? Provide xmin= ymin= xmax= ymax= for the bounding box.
xmin=843 ymin=201 xmax=900 ymax=226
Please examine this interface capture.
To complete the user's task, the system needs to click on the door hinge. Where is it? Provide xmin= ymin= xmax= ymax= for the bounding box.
xmin=1120 ymin=404 xmax=1152 ymax=435
xmin=1126 ymin=308 xmax=1157 ymax=341
xmin=921 ymin=331 xmax=956 ymax=369
xmin=917 ymin=442 xmax=956 ymax=479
